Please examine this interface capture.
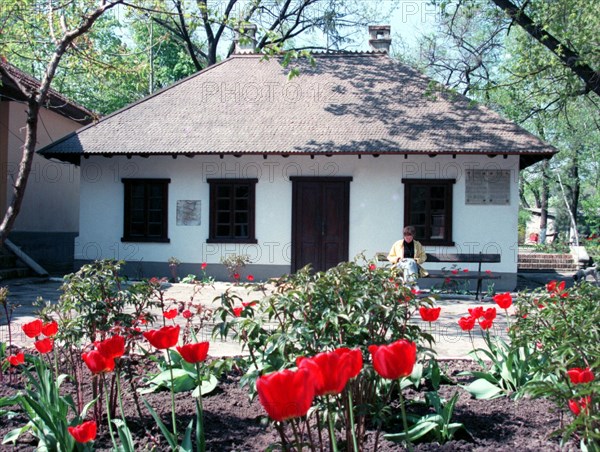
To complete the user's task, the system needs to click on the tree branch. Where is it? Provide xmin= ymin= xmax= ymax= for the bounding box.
xmin=491 ymin=0 xmax=600 ymax=97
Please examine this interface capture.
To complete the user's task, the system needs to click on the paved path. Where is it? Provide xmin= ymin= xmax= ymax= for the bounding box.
xmin=0 ymin=272 xmax=576 ymax=359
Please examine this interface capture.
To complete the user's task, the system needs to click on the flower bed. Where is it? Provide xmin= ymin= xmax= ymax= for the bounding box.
xmin=0 ymin=259 xmax=597 ymax=450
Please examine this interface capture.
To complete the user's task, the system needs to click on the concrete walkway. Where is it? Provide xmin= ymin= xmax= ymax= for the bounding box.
xmin=0 ymin=272 xmax=577 ymax=359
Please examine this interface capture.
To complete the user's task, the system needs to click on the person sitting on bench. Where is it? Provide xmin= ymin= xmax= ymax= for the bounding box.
xmin=387 ymin=225 xmax=428 ymax=289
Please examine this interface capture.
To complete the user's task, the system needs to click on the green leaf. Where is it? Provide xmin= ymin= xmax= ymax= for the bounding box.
xmin=191 ymin=375 xmax=218 ymax=398
xmin=2 ymin=425 xmax=30 ymax=445
xmin=143 ymin=399 xmax=178 ymax=450
xmin=112 ymin=418 xmax=135 ymax=452
xmin=180 ymin=419 xmax=194 ymax=452
xmin=461 ymin=378 xmax=504 ymax=400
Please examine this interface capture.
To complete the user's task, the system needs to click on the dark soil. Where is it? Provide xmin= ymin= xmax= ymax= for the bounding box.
xmin=0 ymin=359 xmax=575 ymax=451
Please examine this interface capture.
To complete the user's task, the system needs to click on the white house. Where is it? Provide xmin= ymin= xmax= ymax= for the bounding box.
xmin=38 ymin=27 xmax=556 ymax=289
xmin=1 ymin=61 xmax=94 ymax=272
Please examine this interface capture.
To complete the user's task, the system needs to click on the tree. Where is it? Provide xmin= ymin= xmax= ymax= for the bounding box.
xmin=0 ymin=0 xmax=126 ymax=244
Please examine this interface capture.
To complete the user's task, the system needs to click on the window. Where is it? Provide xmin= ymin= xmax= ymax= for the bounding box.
xmin=207 ymin=179 xmax=257 ymax=243
xmin=122 ymin=179 xmax=170 ymax=242
xmin=402 ymin=178 xmax=455 ymax=246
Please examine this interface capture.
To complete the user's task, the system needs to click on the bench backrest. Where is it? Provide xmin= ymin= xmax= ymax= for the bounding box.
xmin=426 ymin=253 xmax=501 ymax=263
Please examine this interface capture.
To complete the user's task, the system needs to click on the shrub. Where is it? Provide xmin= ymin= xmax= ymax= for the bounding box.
xmin=509 ymin=281 xmax=600 ymax=448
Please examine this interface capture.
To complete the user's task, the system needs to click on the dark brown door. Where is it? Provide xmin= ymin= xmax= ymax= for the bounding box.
xmin=291 ymin=177 xmax=352 ymax=273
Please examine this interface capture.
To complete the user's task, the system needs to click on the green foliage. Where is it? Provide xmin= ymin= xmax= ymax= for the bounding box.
xmin=1 ymin=355 xmax=94 ymax=450
xmin=42 ymin=259 xmax=156 ymax=346
xmin=386 ymin=391 xmax=468 ymax=444
xmin=461 ymin=334 xmax=541 ymax=399
xmin=509 ymin=282 xmax=600 ymax=446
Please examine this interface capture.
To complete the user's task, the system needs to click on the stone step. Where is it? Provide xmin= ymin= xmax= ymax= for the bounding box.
xmin=517 ymin=252 xmax=577 ymax=271
xmin=0 ymin=267 xmax=31 ymax=280
xmin=0 ymin=245 xmax=32 ymax=280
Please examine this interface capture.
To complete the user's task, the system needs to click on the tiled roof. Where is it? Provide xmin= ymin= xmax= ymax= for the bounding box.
xmin=38 ymin=52 xmax=556 ymax=166
xmin=0 ymin=61 xmax=95 ymax=125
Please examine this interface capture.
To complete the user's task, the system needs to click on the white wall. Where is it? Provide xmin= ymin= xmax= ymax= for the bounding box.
xmin=76 ymin=153 xmax=520 ymax=273
xmin=6 ymin=102 xmax=81 ymax=232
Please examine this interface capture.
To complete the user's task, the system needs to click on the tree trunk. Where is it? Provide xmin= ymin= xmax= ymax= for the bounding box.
xmin=539 ymin=159 xmax=549 ymax=243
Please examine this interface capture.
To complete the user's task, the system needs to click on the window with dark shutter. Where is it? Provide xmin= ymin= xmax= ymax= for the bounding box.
xmin=122 ymin=179 xmax=170 ymax=243
xmin=207 ymin=179 xmax=258 ymax=243
xmin=402 ymin=178 xmax=455 ymax=246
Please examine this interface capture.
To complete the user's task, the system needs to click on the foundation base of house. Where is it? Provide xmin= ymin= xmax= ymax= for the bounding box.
xmin=10 ymin=232 xmax=77 ymax=275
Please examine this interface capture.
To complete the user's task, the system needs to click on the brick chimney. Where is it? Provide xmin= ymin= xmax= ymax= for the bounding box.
xmin=368 ymin=25 xmax=391 ymax=53
xmin=234 ymin=24 xmax=257 ymax=54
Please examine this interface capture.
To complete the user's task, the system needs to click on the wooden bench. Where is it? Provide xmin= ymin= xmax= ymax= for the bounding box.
xmin=377 ymin=252 xmax=501 ymax=300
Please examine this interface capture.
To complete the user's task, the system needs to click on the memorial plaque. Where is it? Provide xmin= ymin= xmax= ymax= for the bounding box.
xmin=465 ymin=170 xmax=510 ymax=205
xmin=176 ymin=200 xmax=201 ymax=226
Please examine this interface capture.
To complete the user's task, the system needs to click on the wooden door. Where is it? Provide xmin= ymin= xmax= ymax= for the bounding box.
xmin=291 ymin=177 xmax=351 ymax=273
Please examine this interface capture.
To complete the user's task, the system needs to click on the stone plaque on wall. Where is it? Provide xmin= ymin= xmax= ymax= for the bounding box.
xmin=465 ymin=170 xmax=510 ymax=205
xmin=176 ymin=200 xmax=201 ymax=226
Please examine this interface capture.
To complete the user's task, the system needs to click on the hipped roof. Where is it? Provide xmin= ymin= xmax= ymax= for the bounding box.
xmin=0 ymin=61 xmax=95 ymax=125
xmin=38 ymin=52 xmax=556 ymax=168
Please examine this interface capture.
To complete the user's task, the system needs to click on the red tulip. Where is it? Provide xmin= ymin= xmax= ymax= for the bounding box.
xmin=463 ymin=268 xmax=469 ymax=273
xmin=182 ymin=309 xmax=193 ymax=319
xmin=568 ymin=396 xmax=591 ymax=416
xmin=22 ymin=319 xmax=43 ymax=338
xmin=68 ymin=420 xmax=97 ymax=443
xmin=419 ymin=306 xmax=441 ymax=322
xmin=233 ymin=273 xmax=240 ymax=280
xmin=247 ymin=274 xmax=255 ymax=281
xmin=34 ymin=338 xmax=53 ymax=354
xmin=451 ymin=269 xmax=459 ymax=275
xmin=567 ymin=367 xmax=595 ymax=384
xmin=201 ymin=262 xmax=207 ymax=270
xmin=143 ymin=325 xmax=180 ymax=349
xmin=546 ymin=280 xmax=566 ymax=293
xmin=163 ymin=309 xmax=178 ymax=320
xmin=41 ymin=321 xmax=58 ymax=337
xmin=458 ymin=316 xmax=476 ymax=331
xmin=296 ymin=348 xmax=363 ymax=396
xmin=256 ymin=368 xmax=315 ymax=422
xmin=368 ymin=339 xmax=416 ymax=380
xmin=444 ymin=278 xmax=451 ymax=284
xmin=176 ymin=342 xmax=210 ymax=364
xmin=82 ymin=350 xmax=115 ymax=374
xmin=485 ymin=270 xmax=492 ymax=275
xmin=242 ymin=301 xmax=257 ymax=308
xmin=411 ymin=287 xmax=421 ymax=295
xmin=7 ymin=352 xmax=25 ymax=366
xmin=493 ymin=292 xmax=512 ymax=309
xmin=479 ymin=318 xmax=494 ymax=330
xmin=233 ymin=307 xmax=243 ymax=317
xmin=483 ymin=307 xmax=497 ymax=321
xmin=468 ymin=306 xmax=484 ymax=318
xmin=369 ymin=264 xmax=376 ymax=271
xmin=95 ymin=335 xmax=125 ymax=359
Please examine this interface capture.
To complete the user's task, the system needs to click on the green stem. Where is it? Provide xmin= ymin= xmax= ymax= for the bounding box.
xmin=291 ymin=419 xmax=303 ymax=452
xmin=327 ymin=397 xmax=338 ymax=452
xmin=398 ymin=380 xmax=413 ymax=452
xmin=102 ymin=374 xmax=118 ymax=449
xmin=195 ymin=363 xmax=205 ymax=452
xmin=347 ymin=388 xmax=359 ymax=452
xmin=167 ymin=353 xmax=178 ymax=439
xmin=116 ymin=368 xmax=126 ymax=420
